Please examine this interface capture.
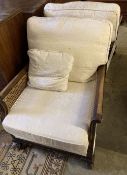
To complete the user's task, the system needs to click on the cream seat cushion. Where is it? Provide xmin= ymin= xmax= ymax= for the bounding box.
xmin=44 ymin=1 xmax=120 ymax=41
xmin=28 ymin=49 xmax=74 ymax=91
xmin=2 ymin=79 xmax=96 ymax=156
xmin=27 ymin=16 xmax=112 ymax=82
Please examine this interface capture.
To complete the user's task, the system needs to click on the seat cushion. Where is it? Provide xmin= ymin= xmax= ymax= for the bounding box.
xmin=2 ymin=80 xmax=96 ymax=156
xmin=28 ymin=49 xmax=74 ymax=91
xmin=44 ymin=1 xmax=120 ymax=41
xmin=27 ymin=16 xmax=112 ymax=82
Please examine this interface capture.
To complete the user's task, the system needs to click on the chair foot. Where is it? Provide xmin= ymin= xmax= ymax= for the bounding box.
xmin=11 ymin=135 xmax=29 ymax=150
xmin=85 ymin=154 xmax=95 ymax=169
xmin=16 ymin=142 xmax=28 ymax=150
xmin=86 ymin=161 xmax=94 ymax=169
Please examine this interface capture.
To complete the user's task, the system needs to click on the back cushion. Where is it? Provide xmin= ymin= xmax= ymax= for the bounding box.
xmin=27 ymin=16 xmax=112 ymax=82
xmin=44 ymin=1 xmax=120 ymax=41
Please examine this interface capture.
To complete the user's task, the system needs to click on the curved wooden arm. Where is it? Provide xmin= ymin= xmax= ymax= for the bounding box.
xmin=0 ymin=66 xmax=28 ymax=121
xmin=93 ymin=65 xmax=106 ymax=123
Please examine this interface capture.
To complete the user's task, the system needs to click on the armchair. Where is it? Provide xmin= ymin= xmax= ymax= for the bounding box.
xmin=0 ymin=4 xmax=120 ymax=168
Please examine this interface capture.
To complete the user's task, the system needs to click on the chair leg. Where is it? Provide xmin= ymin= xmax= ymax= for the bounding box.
xmin=86 ymin=163 xmax=93 ymax=169
xmin=16 ymin=141 xmax=28 ymax=150
xmin=11 ymin=135 xmax=28 ymax=150
xmin=86 ymin=159 xmax=94 ymax=169
xmin=86 ymin=121 xmax=96 ymax=169
xmin=86 ymin=152 xmax=95 ymax=169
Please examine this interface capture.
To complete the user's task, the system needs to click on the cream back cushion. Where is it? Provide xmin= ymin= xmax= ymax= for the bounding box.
xmin=27 ymin=16 xmax=112 ymax=82
xmin=28 ymin=49 xmax=74 ymax=91
xmin=44 ymin=1 xmax=120 ymax=41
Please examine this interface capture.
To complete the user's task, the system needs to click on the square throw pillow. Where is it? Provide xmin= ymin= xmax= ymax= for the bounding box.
xmin=27 ymin=49 xmax=74 ymax=91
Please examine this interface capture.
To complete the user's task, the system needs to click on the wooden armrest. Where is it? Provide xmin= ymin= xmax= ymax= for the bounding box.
xmin=0 ymin=66 xmax=28 ymax=121
xmin=92 ymin=65 xmax=106 ymax=123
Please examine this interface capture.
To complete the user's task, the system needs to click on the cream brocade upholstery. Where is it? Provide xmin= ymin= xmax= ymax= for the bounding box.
xmin=3 ymin=80 xmax=96 ymax=156
xmin=44 ymin=1 xmax=120 ymax=42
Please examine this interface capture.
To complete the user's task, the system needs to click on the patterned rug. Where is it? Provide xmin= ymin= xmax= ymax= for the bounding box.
xmin=0 ymin=130 xmax=68 ymax=175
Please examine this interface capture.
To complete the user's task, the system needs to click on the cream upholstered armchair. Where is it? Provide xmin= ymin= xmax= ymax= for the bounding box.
xmin=0 ymin=2 xmax=120 ymax=169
